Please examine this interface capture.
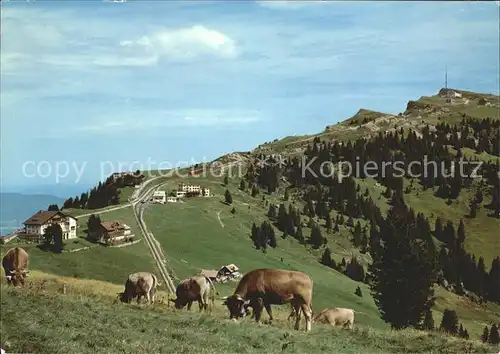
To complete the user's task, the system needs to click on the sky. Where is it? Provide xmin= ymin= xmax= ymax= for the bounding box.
xmin=1 ymin=0 xmax=498 ymax=194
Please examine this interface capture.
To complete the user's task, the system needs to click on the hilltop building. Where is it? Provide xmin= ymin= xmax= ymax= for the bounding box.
xmin=152 ymin=191 xmax=166 ymax=204
xmin=178 ymin=183 xmax=211 ymax=197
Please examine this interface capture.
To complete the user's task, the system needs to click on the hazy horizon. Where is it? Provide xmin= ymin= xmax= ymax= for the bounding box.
xmin=2 ymin=1 xmax=498 ymax=190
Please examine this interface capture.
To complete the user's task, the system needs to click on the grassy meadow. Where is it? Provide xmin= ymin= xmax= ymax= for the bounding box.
xmin=1 ymin=273 xmax=498 ymax=354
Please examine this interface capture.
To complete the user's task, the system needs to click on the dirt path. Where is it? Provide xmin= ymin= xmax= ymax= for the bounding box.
xmin=217 ymin=210 xmax=225 ymax=228
xmin=77 ymin=203 xmax=132 ymax=218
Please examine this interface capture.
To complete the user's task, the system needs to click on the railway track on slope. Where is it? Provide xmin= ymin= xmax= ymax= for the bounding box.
xmin=132 ymin=182 xmax=177 ymax=294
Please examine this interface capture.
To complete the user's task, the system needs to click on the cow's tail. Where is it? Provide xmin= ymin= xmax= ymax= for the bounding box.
xmin=353 ymin=310 xmax=370 ymax=317
xmin=204 ymin=276 xmax=218 ymax=312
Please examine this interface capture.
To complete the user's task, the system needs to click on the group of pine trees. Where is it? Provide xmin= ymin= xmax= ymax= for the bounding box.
xmin=243 ymin=116 xmax=499 ymax=305
xmin=47 ymin=204 xmax=60 ymax=211
xmin=481 ymin=324 xmax=500 ymax=345
xmin=250 ymin=220 xmax=276 ymax=252
xmin=243 ymin=115 xmax=499 ymax=335
xmin=247 ymin=118 xmax=500 ymax=218
xmin=63 ymin=176 xmax=121 ymax=210
xmin=320 ymin=250 xmax=366 ymax=283
xmin=439 ymin=309 xmax=470 ymax=339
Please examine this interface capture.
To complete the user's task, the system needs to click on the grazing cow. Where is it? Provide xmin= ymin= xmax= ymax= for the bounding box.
xmin=2 ymin=247 xmax=29 ymax=287
xmin=222 ymin=268 xmax=313 ymax=332
xmin=171 ymin=275 xmax=218 ymax=312
xmin=313 ymin=307 xmax=356 ymax=330
xmin=118 ymin=272 xmax=159 ymax=304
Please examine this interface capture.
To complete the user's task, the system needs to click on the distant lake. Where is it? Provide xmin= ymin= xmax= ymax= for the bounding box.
xmin=0 ymin=220 xmax=23 ymax=237
xmin=0 ymin=192 xmax=65 ymax=237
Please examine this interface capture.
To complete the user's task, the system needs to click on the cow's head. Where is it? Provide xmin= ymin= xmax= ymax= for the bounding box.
xmin=221 ymin=294 xmax=247 ymax=319
xmin=169 ymin=297 xmax=189 ymax=309
xmin=117 ymin=292 xmax=131 ymax=303
xmin=5 ymin=270 xmax=28 ymax=287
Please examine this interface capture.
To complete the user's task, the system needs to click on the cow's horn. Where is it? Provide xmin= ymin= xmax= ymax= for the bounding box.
xmin=235 ymin=294 xmax=244 ymax=301
xmin=220 ymin=296 xmax=229 ymax=300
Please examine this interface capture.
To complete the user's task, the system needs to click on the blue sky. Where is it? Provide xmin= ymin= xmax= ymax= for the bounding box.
xmin=1 ymin=0 xmax=498 ymax=193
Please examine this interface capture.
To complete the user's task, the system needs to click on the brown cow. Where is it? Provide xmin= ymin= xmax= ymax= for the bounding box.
xmin=170 ymin=275 xmax=218 ymax=312
xmin=118 ymin=272 xmax=159 ymax=304
xmin=2 ymin=247 xmax=29 ymax=287
xmin=313 ymin=307 xmax=356 ymax=330
xmin=222 ymin=268 xmax=313 ymax=332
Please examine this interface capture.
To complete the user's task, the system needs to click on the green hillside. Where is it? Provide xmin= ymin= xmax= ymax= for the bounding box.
xmin=2 ymin=88 xmax=499 ymax=352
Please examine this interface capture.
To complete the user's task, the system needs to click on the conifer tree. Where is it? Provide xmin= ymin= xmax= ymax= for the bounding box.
xmin=267 ymin=204 xmax=277 ymax=219
xmin=361 ymin=232 xmax=368 ymax=253
xmin=434 ymin=217 xmax=443 ymax=239
xmin=369 ymin=202 xmax=437 ymax=329
xmin=355 ymin=286 xmax=363 ymax=297
xmin=224 ymin=189 xmax=233 ymax=204
xmin=457 ymin=219 xmax=466 ymax=245
xmin=310 ymin=223 xmax=324 ymax=249
xmin=295 ymin=225 xmax=305 ymax=244
xmin=251 ymin=222 xmax=261 ymax=250
xmin=481 ymin=326 xmax=489 ymax=343
xmin=277 ymin=203 xmax=288 ymax=231
xmin=87 ymin=214 xmax=102 ymax=242
xmin=44 ymin=223 xmax=64 ymax=253
xmin=487 ymin=257 xmax=500 ymax=303
xmin=422 ymin=308 xmax=434 ymax=331
xmin=440 ymin=309 xmax=459 ymax=335
xmin=320 ymin=247 xmax=336 ymax=269
xmin=489 ymin=324 xmax=500 ymax=345
xmin=325 ymin=213 xmax=333 ymax=232
xmin=353 ymin=221 xmax=362 ymax=247
xmin=469 ymin=201 xmax=477 ymax=218
xmin=239 ymin=179 xmax=246 ymax=191
xmin=458 ymin=324 xmax=465 ymax=338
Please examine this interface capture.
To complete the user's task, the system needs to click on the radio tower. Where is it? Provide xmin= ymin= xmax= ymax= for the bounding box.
xmin=444 ymin=65 xmax=451 ymax=103
xmin=445 ymin=65 xmax=448 ymax=91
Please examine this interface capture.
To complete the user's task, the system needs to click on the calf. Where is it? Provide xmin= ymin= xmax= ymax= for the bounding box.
xmin=313 ymin=307 xmax=355 ymax=330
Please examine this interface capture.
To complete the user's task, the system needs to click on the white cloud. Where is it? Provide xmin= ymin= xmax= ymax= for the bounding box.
xmin=120 ymin=25 xmax=238 ymax=62
xmin=1 ymin=6 xmax=237 ymax=73
xmin=256 ymin=0 xmax=331 ymax=10
xmin=75 ymin=109 xmax=262 ymax=134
